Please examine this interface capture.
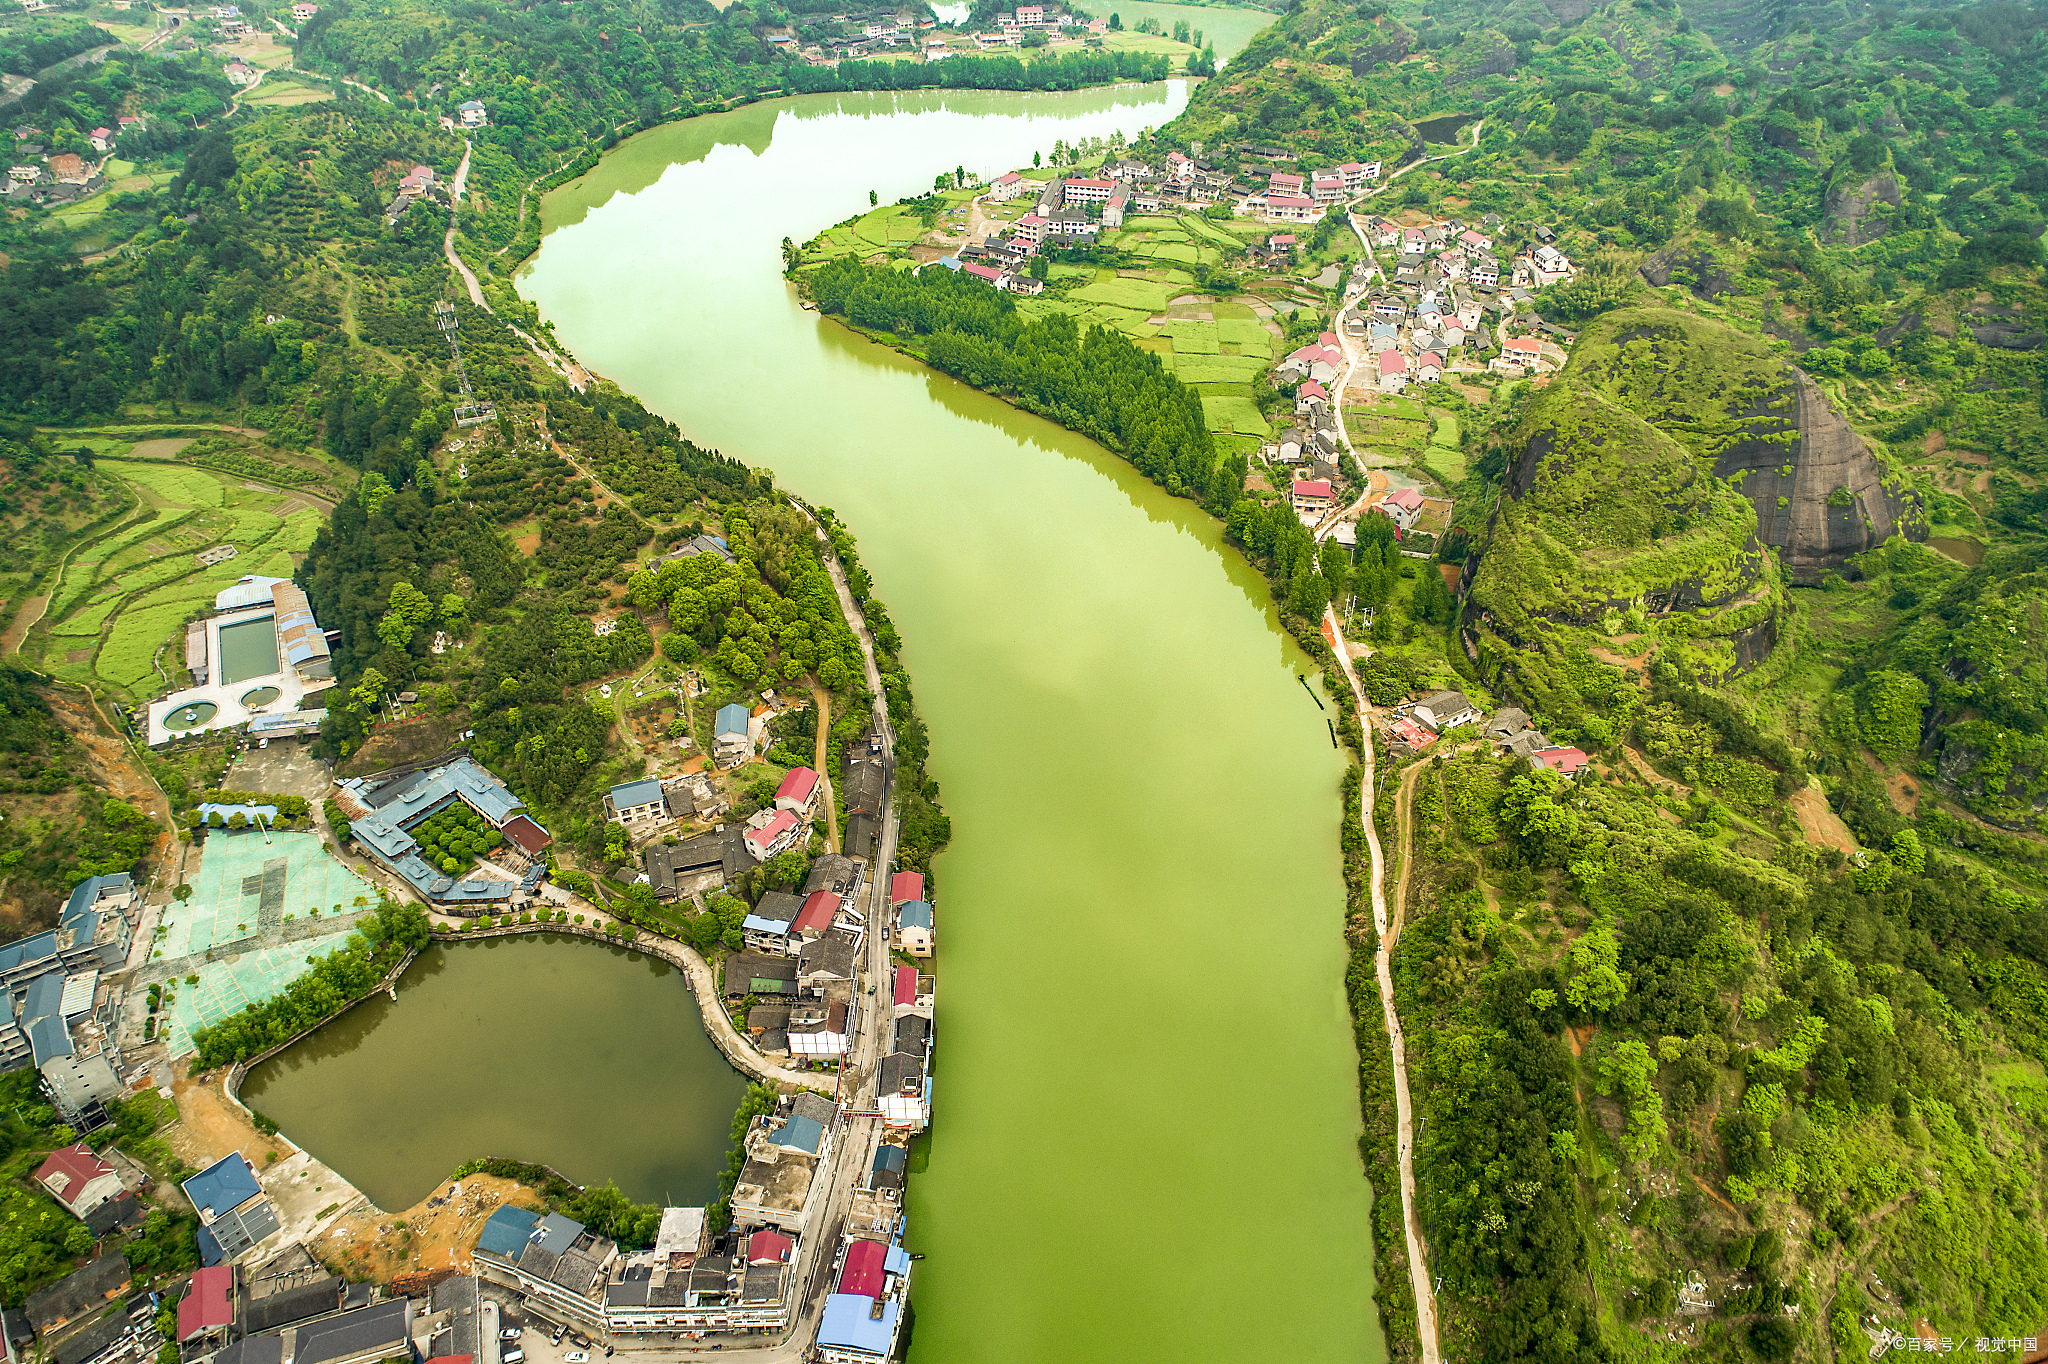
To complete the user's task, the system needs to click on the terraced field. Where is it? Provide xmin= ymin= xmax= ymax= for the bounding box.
xmin=25 ymin=441 xmax=350 ymax=702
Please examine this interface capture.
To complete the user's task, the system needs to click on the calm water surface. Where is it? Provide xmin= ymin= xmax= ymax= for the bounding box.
xmin=517 ymin=56 xmax=1385 ymax=1364
xmin=241 ymin=937 xmax=744 ymax=1210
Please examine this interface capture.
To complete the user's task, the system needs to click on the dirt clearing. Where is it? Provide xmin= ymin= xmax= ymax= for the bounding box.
xmin=167 ymin=1063 xmax=293 ymax=1171
xmin=320 ymin=1174 xmax=544 ymax=1282
xmin=1791 ymin=784 xmax=1858 ymax=854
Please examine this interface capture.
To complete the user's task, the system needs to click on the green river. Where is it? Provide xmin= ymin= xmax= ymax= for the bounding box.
xmin=519 ymin=26 xmax=1384 ymax=1364
xmin=246 ymin=7 xmax=1386 ymax=1358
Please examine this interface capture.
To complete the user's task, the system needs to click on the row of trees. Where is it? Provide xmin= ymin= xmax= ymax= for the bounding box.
xmin=189 ymin=900 xmax=430 ymax=1066
xmin=787 ymin=48 xmax=1171 ymax=96
xmin=808 ymin=259 xmax=1237 ymax=509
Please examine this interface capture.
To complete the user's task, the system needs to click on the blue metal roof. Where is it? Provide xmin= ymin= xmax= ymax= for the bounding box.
xmin=183 ymin=1153 xmax=262 ymax=1219
xmin=0 ymin=929 xmax=58 ymax=975
xmin=195 ymin=1225 xmax=224 ymax=1267
xmin=477 ymin=1205 xmax=537 ymax=1258
xmin=871 ymin=1145 xmax=905 ymax=1173
xmin=536 ymin=1212 xmax=585 ymax=1250
xmin=609 ymin=778 xmax=663 ymax=809
xmin=22 ymin=971 xmax=71 ymax=1065
xmin=770 ymin=1115 xmax=824 ymax=1155
xmin=715 ymin=704 xmax=750 ymax=737
xmin=819 ymin=1295 xmax=899 ymax=1355
xmin=742 ymin=914 xmax=792 ymax=935
xmin=61 ymin=874 xmax=129 ymax=939
xmin=349 ymin=758 xmax=526 ymax=902
xmin=896 ymin=902 xmax=932 ymax=930
xmin=885 ymin=1244 xmax=910 ymax=1276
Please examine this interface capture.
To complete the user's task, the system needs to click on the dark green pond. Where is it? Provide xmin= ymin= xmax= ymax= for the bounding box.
xmin=239 ymin=935 xmax=746 ymax=1210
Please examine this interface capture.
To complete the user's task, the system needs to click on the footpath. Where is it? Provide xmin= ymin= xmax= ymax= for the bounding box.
xmin=1322 ymin=603 xmax=1444 ymax=1364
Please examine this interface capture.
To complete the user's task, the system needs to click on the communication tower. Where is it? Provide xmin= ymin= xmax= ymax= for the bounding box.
xmin=434 ymin=300 xmax=497 ymax=428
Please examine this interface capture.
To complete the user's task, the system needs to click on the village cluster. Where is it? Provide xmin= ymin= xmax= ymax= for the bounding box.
xmin=5 ymin=118 xmax=138 ymax=204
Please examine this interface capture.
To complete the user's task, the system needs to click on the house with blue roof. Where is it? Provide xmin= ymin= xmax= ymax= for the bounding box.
xmin=181 ymin=1153 xmax=280 ymax=1264
xmin=341 ymin=758 xmax=536 ymax=910
xmin=713 ymin=703 xmax=754 ymax=767
xmin=472 ymin=1204 xmax=615 ymax=1335
xmin=818 ymin=1294 xmax=902 ymax=1362
xmin=605 ymin=777 xmax=669 ymax=829
xmin=894 ymin=900 xmax=933 ymax=958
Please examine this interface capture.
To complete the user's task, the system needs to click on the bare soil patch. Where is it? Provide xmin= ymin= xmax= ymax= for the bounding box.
xmin=321 ymin=1174 xmax=544 ymax=1282
xmin=335 ymin=710 xmax=471 ymax=777
xmin=168 ymin=1063 xmax=292 ymax=1171
xmin=1791 ymin=785 xmax=1857 ymax=853
xmin=129 ymin=438 xmax=193 ymax=459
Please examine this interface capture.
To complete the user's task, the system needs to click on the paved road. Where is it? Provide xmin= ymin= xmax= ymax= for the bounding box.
xmin=1323 ymin=606 xmax=1443 ymax=1364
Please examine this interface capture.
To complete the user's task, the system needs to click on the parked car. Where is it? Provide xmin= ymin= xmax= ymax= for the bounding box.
xmin=503 ymin=1351 xmax=524 ymax=1364
xmin=501 ymin=1331 xmax=521 ymax=1342
xmin=565 ymin=1353 xmax=588 ymax=1362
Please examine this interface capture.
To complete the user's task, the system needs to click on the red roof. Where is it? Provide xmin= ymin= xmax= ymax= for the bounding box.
xmin=747 ymin=1229 xmax=794 ymax=1264
xmin=775 ymin=767 xmax=818 ymax=803
xmin=1298 ymin=380 xmax=1327 ymax=399
xmin=744 ymin=809 xmax=798 ymax=852
xmin=894 ymin=964 xmax=916 ymax=1006
xmin=1391 ymin=718 xmax=1436 ymax=747
xmin=890 ymin=871 xmax=924 ymax=906
xmin=425 ymin=1357 xmax=473 ymax=1364
xmin=794 ymin=890 xmax=838 ymax=936
xmin=1337 ymin=161 xmax=1366 ymax=172
xmin=963 ymin=263 xmax=1003 ymax=282
xmin=1268 ymin=234 xmax=1295 ymax=246
xmin=1385 ymin=488 xmax=1423 ymax=510
xmin=1268 ymin=172 xmax=1302 ymax=187
xmin=1293 ymin=479 xmax=1334 ymax=499
xmin=1535 ymin=746 xmax=1590 ymax=774
xmin=178 ymin=1266 xmax=235 ymax=1341
xmin=500 ymin=815 xmax=551 ymax=855
xmin=994 ymin=172 xmax=1020 ymax=184
xmin=90 ymin=127 xmax=111 ymax=139
xmin=1379 ymin=352 xmax=1408 ymax=374
xmin=1505 ymin=336 xmax=1542 ymax=353
xmin=838 ymin=1240 xmax=888 ymax=1297
xmin=34 ymin=1145 xmax=113 ymax=1211
xmin=1068 ymin=178 xmax=1114 ymax=189
xmin=1266 ymin=193 xmax=1313 ymax=208
xmin=1419 ymin=352 xmax=1445 ymax=369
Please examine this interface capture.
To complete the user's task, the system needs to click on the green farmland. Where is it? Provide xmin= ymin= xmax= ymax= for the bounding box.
xmin=25 ymin=438 xmax=350 ymax=703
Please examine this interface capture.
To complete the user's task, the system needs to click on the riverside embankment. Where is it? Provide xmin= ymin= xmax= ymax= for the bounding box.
xmin=518 ymin=50 xmax=1388 ymax=1364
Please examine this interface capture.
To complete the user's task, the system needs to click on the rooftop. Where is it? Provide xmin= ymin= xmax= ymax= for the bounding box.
xmin=819 ymin=1294 xmax=899 ymax=1355
xmin=183 ymin=1153 xmax=262 ymax=1220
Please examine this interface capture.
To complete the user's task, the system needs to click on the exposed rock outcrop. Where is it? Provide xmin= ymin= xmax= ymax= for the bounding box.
xmin=1820 ymin=168 xmax=1902 ymax=247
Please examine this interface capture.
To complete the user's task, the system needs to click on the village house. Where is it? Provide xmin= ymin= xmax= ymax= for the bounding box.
xmin=1337 ymin=161 xmax=1369 ymax=191
xmin=1377 ymin=350 xmax=1409 ymax=393
xmin=1291 ymin=479 xmax=1334 ymax=518
xmin=1414 ymin=689 xmax=1483 ymax=733
xmin=1534 ymin=746 xmax=1591 ymax=775
xmin=894 ymin=901 xmax=933 ymax=957
xmin=714 ymin=703 xmax=755 ymax=766
xmin=1377 ymin=487 xmax=1424 ymax=529
xmin=182 ymin=1153 xmax=280 ymax=1263
xmin=291 ymin=1 xmax=317 ymax=18
xmin=87 ymin=127 xmax=113 ymax=153
xmin=988 ymin=171 xmax=1026 ymax=201
xmin=398 ymin=164 xmax=434 ymax=197
xmin=34 ymin=1145 xmax=124 ymax=1222
xmin=775 ymin=766 xmax=819 ymax=818
xmin=743 ymin=808 xmax=803 ymax=862
xmin=458 ymin=100 xmax=487 ymax=128
xmin=1416 ymin=352 xmax=1444 ymax=383
xmin=605 ymin=777 xmax=670 ymax=828
xmin=1264 ymin=192 xmax=1315 ymax=223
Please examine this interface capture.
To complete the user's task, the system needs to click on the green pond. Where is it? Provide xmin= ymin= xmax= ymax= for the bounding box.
xmin=514 ymin=39 xmax=1386 ymax=1364
xmin=240 ymin=936 xmax=746 ymax=1210
xmin=217 ymin=615 xmax=280 ymax=684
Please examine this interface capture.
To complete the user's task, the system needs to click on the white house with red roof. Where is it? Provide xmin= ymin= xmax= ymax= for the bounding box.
xmin=1376 ymin=350 xmax=1410 ymax=393
xmin=1012 ymin=213 xmax=1046 ymax=244
xmin=1267 ymin=171 xmax=1304 ymax=194
xmin=1336 ymin=161 xmax=1368 ymax=191
xmin=1416 ymin=352 xmax=1445 ymax=382
xmin=1292 ymin=479 xmax=1334 ymax=516
xmin=1166 ymin=150 xmax=1194 ymax=182
xmin=1265 ymin=193 xmax=1315 ymax=223
xmin=1014 ymin=3 xmax=1046 ymax=24
xmin=989 ymin=171 xmax=1026 ymax=202
xmin=398 ymin=164 xmax=434 ymax=198
xmin=1295 ymin=378 xmax=1328 ymax=414
xmin=87 ymin=127 xmax=113 ymax=153
xmin=774 ymin=767 xmax=819 ymax=818
xmin=1311 ymin=174 xmax=1344 ymax=204
xmin=962 ymin=262 xmax=1009 ymax=288
xmin=743 ymin=808 xmax=802 ymax=862
xmin=792 ymin=890 xmax=839 ymax=942
xmin=1534 ymin=746 xmax=1590 ymax=775
xmin=889 ymin=871 xmax=924 ymax=906
xmin=1459 ymin=228 xmax=1491 ymax=251
xmin=1377 ymin=486 xmax=1424 ymax=529
xmin=177 ymin=1265 xmax=236 ymax=1345
xmin=34 ymin=1145 xmax=123 ymax=1220
xmin=1278 ymin=344 xmax=1341 ymax=385
xmin=1063 ymin=177 xmax=1114 ymax=203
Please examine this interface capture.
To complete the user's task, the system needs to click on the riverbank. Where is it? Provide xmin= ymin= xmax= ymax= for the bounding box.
xmin=520 ymin=74 xmax=1383 ymax=1363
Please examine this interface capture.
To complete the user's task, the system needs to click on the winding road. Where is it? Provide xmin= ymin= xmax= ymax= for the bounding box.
xmin=440 ymin=141 xmax=594 ymax=391
xmin=1323 ymin=605 xmax=1444 ymax=1364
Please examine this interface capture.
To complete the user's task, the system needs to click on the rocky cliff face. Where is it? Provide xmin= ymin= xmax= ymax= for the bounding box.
xmin=1820 ymin=168 xmax=1902 ymax=247
xmin=1712 ymin=370 xmax=1922 ymax=583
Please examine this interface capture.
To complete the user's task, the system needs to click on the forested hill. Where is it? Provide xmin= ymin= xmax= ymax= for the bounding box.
xmin=1144 ymin=0 xmax=2048 ymax=1355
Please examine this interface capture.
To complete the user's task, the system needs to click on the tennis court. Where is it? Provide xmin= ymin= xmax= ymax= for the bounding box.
xmin=158 ymin=831 xmax=372 ymax=959
xmin=159 ymin=931 xmax=360 ymax=1057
